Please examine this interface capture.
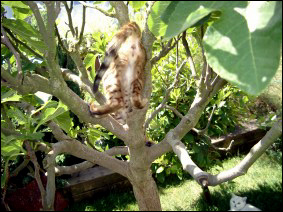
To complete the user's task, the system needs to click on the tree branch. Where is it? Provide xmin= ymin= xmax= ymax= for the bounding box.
xmin=182 ymin=31 xmax=197 ymax=77
xmin=1 ymin=25 xmax=23 ymax=84
xmin=24 ymin=141 xmax=47 ymax=210
xmin=77 ymin=4 xmax=86 ymax=46
xmin=165 ymin=105 xmax=184 ymax=119
xmin=1 ymin=66 xmax=52 ymax=95
xmin=78 ymin=1 xmax=116 ymax=18
xmin=62 ymin=1 xmax=76 ymax=37
xmin=151 ymin=38 xmax=181 ymax=65
xmin=55 ymin=146 xmax=129 ymax=176
xmin=61 ymin=68 xmax=106 ymax=104
xmin=208 ymin=118 xmax=282 ymax=186
xmin=25 ymin=1 xmax=48 ymax=43
xmin=55 ymin=24 xmax=69 ymax=53
xmin=110 ymin=1 xmax=130 ymax=26
xmin=158 ymin=118 xmax=282 ymax=186
xmin=193 ymin=104 xmax=216 ymax=135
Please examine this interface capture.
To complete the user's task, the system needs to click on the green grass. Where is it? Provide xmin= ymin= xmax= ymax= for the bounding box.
xmin=65 ymin=153 xmax=282 ymax=211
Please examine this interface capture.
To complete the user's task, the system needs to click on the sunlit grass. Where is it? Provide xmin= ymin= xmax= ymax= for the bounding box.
xmin=65 ymin=153 xmax=282 ymax=211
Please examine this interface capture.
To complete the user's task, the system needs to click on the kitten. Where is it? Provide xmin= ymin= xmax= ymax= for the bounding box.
xmin=229 ymin=194 xmax=261 ymax=211
xmin=89 ymin=22 xmax=147 ymax=130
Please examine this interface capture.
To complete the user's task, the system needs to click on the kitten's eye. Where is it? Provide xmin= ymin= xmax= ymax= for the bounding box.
xmin=233 ymin=201 xmax=235 ymax=203
xmin=237 ymin=203 xmax=241 ymax=205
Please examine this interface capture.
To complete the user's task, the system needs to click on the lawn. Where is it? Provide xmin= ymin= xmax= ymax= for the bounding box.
xmin=65 ymin=152 xmax=282 ymax=211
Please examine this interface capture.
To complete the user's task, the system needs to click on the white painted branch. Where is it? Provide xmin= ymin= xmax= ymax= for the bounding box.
xmin=165 ymin=119 xmax=282 ymax=186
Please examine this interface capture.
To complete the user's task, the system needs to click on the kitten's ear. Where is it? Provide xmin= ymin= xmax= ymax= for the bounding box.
xmin=243 ymin=197 xmax=247 ymax=202
xmin=231 ymin=193 xmax=236 ymax=197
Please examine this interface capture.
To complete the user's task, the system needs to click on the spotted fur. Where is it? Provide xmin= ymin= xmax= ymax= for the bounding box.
xmin=90 ymin=22 xmax=147 ymax=130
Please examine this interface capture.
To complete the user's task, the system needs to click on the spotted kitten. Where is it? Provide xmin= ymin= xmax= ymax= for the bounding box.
xmin=89 ymin=22 xmax=147 ymax=130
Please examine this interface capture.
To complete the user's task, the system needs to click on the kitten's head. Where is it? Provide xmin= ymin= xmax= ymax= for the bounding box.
xmin=230 ymin=194 xmax=247 ymax=210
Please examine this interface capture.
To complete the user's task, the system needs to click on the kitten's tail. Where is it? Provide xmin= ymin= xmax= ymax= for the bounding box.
xmin=93 ymin=49 xmax=116 ymax=93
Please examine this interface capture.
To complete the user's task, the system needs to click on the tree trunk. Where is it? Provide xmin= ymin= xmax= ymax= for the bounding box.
xmin=130 ymin=170 xmax=162 ymax=211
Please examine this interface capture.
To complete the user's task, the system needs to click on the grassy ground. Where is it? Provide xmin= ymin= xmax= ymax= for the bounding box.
xmin=65 ymin=152 xmax=282 ymax=211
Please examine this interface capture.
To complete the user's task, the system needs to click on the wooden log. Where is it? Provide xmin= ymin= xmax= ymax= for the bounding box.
xmin=62 ymin=165 xmax=131 ymax=202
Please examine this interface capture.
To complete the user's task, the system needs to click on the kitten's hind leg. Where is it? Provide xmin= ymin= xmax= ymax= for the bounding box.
xmin=89 ymin=82 xmax=124 ymax=117
xmin=131 ymin=78 xmax=147 ymax=109
xmin=89 ymin=98 xmax=123 ymax=116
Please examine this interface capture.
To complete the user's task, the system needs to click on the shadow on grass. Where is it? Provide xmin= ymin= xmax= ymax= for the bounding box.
xmin=190 ymin=182 xmax=282 ymax=211
xmin=65 ymin=187 xmax=137 ymax=211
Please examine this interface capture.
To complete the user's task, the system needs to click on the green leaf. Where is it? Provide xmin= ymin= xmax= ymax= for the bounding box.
xmin=184 ymin=133 xmax=194 ymax=143
xmin=1 ymin=90 xmax=18 ymax=102
xmin=1 ymin=141 xmax=22 ymax=157
xmin=218 ymin=101 xmax=226 ymax=108
xmin=89 ymin=128 xmax=110 ymax=140
xmin=7 ymin=107 xmax=28 ymax=125
xmin=84 ymin=53 xmax=96 ymax=70
xmin=170 ymin=165 xmax=178 ymax=174
xmin=54 ymin=111 xmax=74 ymax=136
xmin=1 ymin=94 xmax=22 ymax=103
xmin=32 ymin=100 xmax=58 ymax=115
xmin=129 ymin=1 xmax=146 ymax=12
xmin=2 ymin=1 xmax=29 ymax=9
xmin=242 ymin=96 xmax=249 ymax=103
xmin=148 ymin=1 xmax=222 ymax=39
xmin=148 ymin=1 xmax=171 ymax=38
xmin=34 ymin=101 xmax=68 ymax=132
xmin=156 ymin=173 xmax=165 ymax=183
xmin=2 ymin=19 xmax=47 ymax=53
xmin=203 ymin=1 xmax=282 ymax=95
xmin=13 ymin=7 xmax=33 ymax=20
xmin=163 ymin=1 xmax=219 ymax=40
xmin=156 ymin=166 xmax=165 ymax=174
xmin=20 ymin=132 xmax=44 ymax=141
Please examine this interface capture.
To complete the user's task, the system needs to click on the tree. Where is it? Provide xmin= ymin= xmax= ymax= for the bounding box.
xmin=1 ymin=1 xmax=282 ymax=211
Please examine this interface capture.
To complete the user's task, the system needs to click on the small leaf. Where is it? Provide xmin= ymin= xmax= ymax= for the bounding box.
xmin=218 ymin=101 xmax=226 ymax=108
xmin=129 ymin=1 xmax=146 ymax=12
xmin=156 ymin=166 xmax=165 ymax=174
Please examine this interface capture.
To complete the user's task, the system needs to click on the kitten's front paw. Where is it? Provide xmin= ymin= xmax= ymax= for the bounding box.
xmin=89 ymin=103 xmax=103 ymax=118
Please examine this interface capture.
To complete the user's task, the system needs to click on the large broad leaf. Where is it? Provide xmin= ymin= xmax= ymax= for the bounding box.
xmin=2 ymin=19 xmax=47 ymax=53
xmin=148 ymin=1 xmax=282 ymax=95
xmin=204 ymin=1 xmax=282 ymax=95
xmin=148 ymin=1 xmax=171 ymax=38
xmin=148 ymin=1 xmax=227 ymax=39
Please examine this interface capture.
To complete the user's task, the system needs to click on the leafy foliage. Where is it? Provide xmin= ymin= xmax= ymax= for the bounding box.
xmin=148 ymin=1 xmax=282 ymax=95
